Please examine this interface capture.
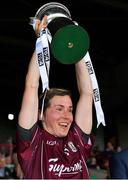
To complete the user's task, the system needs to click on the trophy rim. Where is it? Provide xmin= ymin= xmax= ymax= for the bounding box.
xmin=35 ymin=2 xmax=71 ymax=20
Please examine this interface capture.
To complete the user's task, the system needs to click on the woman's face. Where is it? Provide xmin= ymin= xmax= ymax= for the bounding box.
xmin=43 ymin=95 xmax=73 ymax=137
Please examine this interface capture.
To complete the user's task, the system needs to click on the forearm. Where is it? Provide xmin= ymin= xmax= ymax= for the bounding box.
xmin=25 ymin=51 xmax=40 ymax=88
xmin=18 ymin=51 xmax=40 ymax=129
xmin=75 ymin=59 xmax=93 ymax=96
xmin=75 ymin=58 xmax=93 ymax=134
xmin=18 ymin=17 xmax=47 ymax=129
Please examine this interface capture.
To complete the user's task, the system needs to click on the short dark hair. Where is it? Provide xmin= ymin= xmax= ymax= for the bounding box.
xmin=39 ymin=88 xmax=72 ymax=113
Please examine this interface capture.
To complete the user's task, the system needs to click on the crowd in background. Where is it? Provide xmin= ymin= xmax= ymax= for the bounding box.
xmin=87 ymin=141 xmax=123 ymax=178
xmin=0 ymin=143 xmax=23 ymax=179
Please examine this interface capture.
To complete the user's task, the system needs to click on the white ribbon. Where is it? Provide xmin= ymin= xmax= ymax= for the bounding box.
xmin=83 ymin=52 xmax=106 ymax=127
xmin=36 ymin=28 xmax=51 ymax=118
xmin=35 ymin=26 xmax=105 ymax=127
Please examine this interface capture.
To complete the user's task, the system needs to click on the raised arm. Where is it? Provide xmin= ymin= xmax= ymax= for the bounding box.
xmin=18 ymin=16 xmax=48 ymax=129
xmin=75 ymin=57 xmax=93 ymax=134
xmin=18 ymin=51 xmax=40 ymax=129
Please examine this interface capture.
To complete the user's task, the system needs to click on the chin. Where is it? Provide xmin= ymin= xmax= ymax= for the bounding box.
xmin=58 ymin=132 xmax=68 ymax=138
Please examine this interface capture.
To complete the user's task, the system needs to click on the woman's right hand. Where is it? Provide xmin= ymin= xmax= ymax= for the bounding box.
xmin=35 ymin=15 xmax=48 ymax=35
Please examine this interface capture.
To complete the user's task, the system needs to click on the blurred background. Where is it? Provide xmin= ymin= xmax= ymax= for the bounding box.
xmin=0 ymin=0 xmax=128 ymax=178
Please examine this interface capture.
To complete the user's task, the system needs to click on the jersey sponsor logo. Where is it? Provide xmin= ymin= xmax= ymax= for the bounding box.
xmin=49 ymin=158 xmax=82 ymax=177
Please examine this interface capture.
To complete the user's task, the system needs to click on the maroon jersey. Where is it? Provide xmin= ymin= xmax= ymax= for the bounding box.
xmin=16 ymin=122 xmax=93 ymax=179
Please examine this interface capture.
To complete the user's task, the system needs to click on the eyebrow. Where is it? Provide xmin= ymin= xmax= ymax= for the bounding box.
xmin=53 ymin=104 xmax=73 ymax=109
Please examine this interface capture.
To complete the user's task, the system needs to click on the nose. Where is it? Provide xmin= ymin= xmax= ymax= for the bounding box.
xmin=63 ymin=110 xmax=72 ymax=120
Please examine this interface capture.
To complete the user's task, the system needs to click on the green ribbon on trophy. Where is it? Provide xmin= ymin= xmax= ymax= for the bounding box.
xmin=30 ymin=2 xmax=105 ymax=127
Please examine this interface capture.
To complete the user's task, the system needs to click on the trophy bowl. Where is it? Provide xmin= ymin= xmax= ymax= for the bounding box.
xmin=30 ymin=2 xmax=90 ymax=64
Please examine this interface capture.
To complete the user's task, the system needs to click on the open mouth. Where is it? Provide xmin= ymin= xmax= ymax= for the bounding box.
xmin=59 ymin=122 xmax=68 ymax=128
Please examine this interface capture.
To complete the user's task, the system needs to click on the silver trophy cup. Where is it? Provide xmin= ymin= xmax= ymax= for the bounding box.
xmin=30 ymin=2 xmax=90 ymax=64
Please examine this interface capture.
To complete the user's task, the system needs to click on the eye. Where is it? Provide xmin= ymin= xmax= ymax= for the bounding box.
xmin=56 ymin=107 xmax=63 ymax=111
xmin=69 ymin=107 xmax=73 ymax=113
xmin=69 ymin=109 xmax=72 ymax=113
